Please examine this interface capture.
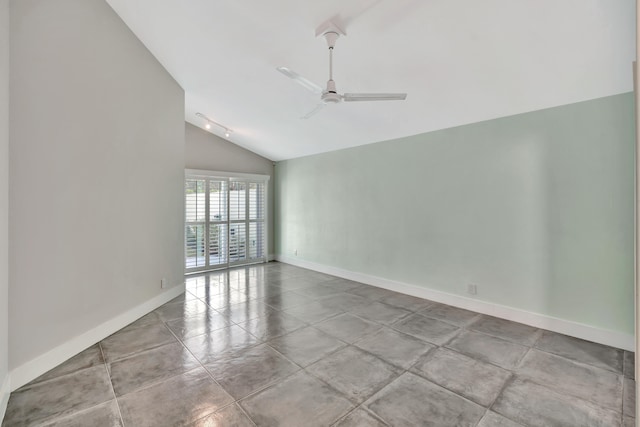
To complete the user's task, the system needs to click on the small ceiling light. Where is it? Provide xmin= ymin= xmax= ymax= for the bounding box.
xmin=196 ymin=112 xmax=233 ymax=139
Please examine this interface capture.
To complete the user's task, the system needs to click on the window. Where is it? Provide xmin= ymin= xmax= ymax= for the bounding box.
xmin=185 ymin=170 xmax=268 ymax=272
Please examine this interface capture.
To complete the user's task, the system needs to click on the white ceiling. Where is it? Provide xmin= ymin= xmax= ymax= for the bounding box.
xmin=106 ymin=0 xmax=635 ymax=161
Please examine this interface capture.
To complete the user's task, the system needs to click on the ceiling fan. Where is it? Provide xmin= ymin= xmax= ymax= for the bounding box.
xmin=277 ymin=22 xmax=407 ymax=119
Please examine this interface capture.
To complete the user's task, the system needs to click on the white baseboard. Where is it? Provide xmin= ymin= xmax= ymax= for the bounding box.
xmin=276 ymin=255 xmax=634 ymax=351
xmin=0 ymin=373 xmax=9 ymax=423
xmin=10 ymin=284 xmax=185 ymax=391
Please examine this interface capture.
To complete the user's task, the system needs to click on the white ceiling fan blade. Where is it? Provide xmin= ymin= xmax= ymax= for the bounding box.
xmin=301 ymin=103 xmax=326 ymax=119
xmin=277 ymin=67 xmax=323 ymax=95
xmin=343 ymin=93 xmax=407 ymax=102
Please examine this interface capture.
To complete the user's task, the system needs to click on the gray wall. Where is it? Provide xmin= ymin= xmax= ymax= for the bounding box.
xmin=275 ymin=93 xmax=635 ymax=336
xmin=185 ymin=122 xmax=275 ymax=256
xmin=9 ymin=0 xmax=185 ymax=369
xmin=0 ymin=0 xmax=9 ymax=413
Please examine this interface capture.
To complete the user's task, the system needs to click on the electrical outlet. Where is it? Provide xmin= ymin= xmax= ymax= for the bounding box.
xmin=467 ymin=284 xmax=477 ymax=295
xmin=161 ymin=278 xmax=167 ymax=289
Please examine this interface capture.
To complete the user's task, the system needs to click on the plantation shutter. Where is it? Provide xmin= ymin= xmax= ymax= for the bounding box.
xmin=185 ymin=171 xmax=268 ymax=272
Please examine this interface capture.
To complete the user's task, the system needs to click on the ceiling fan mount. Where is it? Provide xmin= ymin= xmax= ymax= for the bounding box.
xmin=277 ymin=20 xmax=407 ymax=119
xmin=315 ymin=20 xmax=345 ymax=48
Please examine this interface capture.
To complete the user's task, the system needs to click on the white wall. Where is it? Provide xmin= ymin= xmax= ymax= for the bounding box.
xmin=185 ymin=122 xmax=275 ymax=256
xmin=276 ymin=93 xmax=635 ymax=348
xmin=9 ymin=0 xmax=185 ymax=373
xmin=0 ymin=0 xmax=9 ymax=418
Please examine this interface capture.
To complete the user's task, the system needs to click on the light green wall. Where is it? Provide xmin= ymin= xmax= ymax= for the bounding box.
xmin=275 ymin=93 xmax=635 ymax=334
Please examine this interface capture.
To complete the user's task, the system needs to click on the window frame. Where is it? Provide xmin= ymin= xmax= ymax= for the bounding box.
xmin=185 ymin=169 xmax=269 ymax=274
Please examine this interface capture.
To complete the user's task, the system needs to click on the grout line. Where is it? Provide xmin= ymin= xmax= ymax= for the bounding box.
xmin=513 ymin=345 xmax=533 ymax=370
xmin=163 ymin=322 xmax=234 ymax=396
xmin=14 ymin=362 xmax=99 ymax=391
xmin=528 ymin=345 xmax=624 ymax=376
xmin=300 ymin=338 xmax=419 ymax=423
xmin=487 ymin=371 xmax=515 ymax=411
xmin=328 ymin=404 xmax=391 ymax=427
xmin=475 ymin=409 xmax=490 ymax=427
xmin=235 ymin=367 xmax=303 ymax=402
xmin=98 ymin=342 xmax=126 ymax=427
xmin=234 ymin=402 xmax=259 ymax=427
xmin=160 ymin=321 xmax=258 ymax=426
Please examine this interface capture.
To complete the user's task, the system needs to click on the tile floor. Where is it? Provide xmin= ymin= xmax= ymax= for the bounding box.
xmin=2 ymin=262 xmax=635 ymax=426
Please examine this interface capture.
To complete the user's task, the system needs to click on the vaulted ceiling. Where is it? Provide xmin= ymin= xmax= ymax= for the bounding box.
xmin=106 ymin=0 xmax=635 ymax=161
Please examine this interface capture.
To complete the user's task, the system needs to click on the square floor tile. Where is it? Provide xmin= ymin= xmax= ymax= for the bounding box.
xmin=240 ymin=371 xmax=353 ymax=427
xmin=271 ymin=277 xmax=319 ymax=292
xmin=468 ymin=315 xmax=540 ymax=346
xmin=24 ymin=344 xmax=104 ymax=386
xmin=392 ymin=313 xmax=460 ymax=345
xmin=319 ymin=278 xmax=364 ymax=292
xmin=364 ymin=372 xmax=485 ymax=427
xmin=182 ymin=324 xmax=260 ymax=364
xmin=283 ymin=301 xmax=344 ymax=324
xmin=236 ymin=283 xmax=283 ymax=300
xmin=204 ymin=344 xmax=300 ymax=399
xmin=3 ymin=366 xmax=113 ymax=426
xmin=118 ymin=368 xmax=233 ymax=427
xmin=189 ymin=283 xmax=235 ymax=299
xmin=476 ymin=411 xmax=523 ymax=427
xmin=39 ymin=400 xmax=122 ymax=427
xmin=293 ymin=285 xmax=344 ymax=299
xmin=624 ymin=378 xmax=635 ymax=418
xmin=624 ymin=417 xmax=635 ymax=427
xmin=306 ymin=346 xmax=401 ymax=404
xmin=268 ymin=326 xmax=346 ymax=367
xmin=302 ymin=270 xmax=337 ymax=282
xmin=100 ymin=322 xmax=176 ymax=363
xmin=492 ymin=378 xmax=621 ymax=427
xmin=200 ymin=290 xmax=255 ymax=310
xmin=333 ymin=409 xmax=388 ymax=427
xmin=109 ymin=342 xmax=201 ymax=396
xmin=354 ymin=327 xmax=435 ymax=369
xmin=316 ymin=293 xmax=370 ymax=312
xmin=165 ymin=311 xmax=230 ymax=340
xmin=189 ymin=404 xmax=255 ymax=427
xmin=153 ymin=299 xmax=212 ymax=321
xmin=380 ymin=293 xmax=433 ymax=312
xmin=446 ymin=330 xmax=528 ymax=370
xmin=218 ymin=300 xmax=277 ymax=324
xmin=411 ymin=347 xmax=511 ymax=407
xmin=117 ymin=312 xmax=163 ymax=334
xmin=348 ymin=301 xmax=412 ymax=325
xmin=228 ymin=277 xmax=267 ymax=292
xmin=418 ymin=303 xmax=480 ymax=327
xmin=516 ymin=349 xmax=622 ymax=411
xmin=315 ymin=313 xmax=382 ymax=344
xmin=167 ymin=291 xmax=199 ymax=303
xmin=624 ymin=351 xmax=635 ymax=380
xmin=238 ymin=311 xmax=307 ymax=341
xmin=535 ymin=331 xmax=623 ymax=374
xmin=262 ymin=291 xmax=316 ymax=310
xmin=347 ymin=286 xmax=396 ymax=301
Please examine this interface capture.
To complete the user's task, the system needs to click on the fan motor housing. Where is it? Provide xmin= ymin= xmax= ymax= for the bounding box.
xmin=322 ymin=92 xmax=341 ymax=104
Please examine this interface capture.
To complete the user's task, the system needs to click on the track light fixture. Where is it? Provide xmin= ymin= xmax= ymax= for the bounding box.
xmin=196 ymin=112 xmax=233 ymax=139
